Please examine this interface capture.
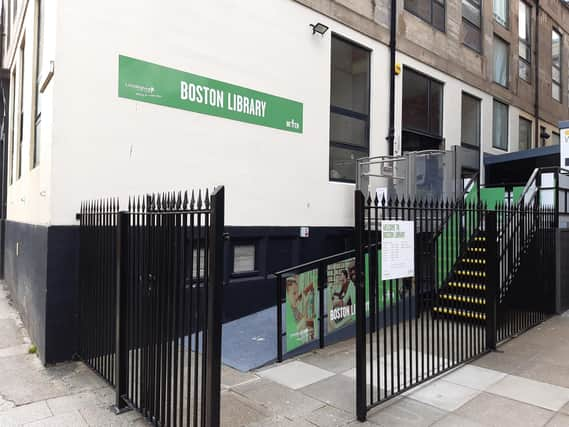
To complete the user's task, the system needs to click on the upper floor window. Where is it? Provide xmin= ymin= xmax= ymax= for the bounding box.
xmin=329 ymin=35 xmax=370 ymax=183
xmin=461 ymin=93 xmax=481 ymax=148
xmin=519 ymin=1 xmax=531 ymax=82
xmin=552 ymin=29 xmax=562 ymax=102
xmin=493 ymin=36 xmax=509 ymax=87
xmin=462 ymin=0 xmax=482 ymax=52
xmin=519 ymin=116 xmax=532 ymax=151
xmin=494 ymin=0 xmax=509 ymax=27
xmin=404 ymin=0 xmax=446 ymax=32
xmin=493 ymin=100 xmax=509 ymax=151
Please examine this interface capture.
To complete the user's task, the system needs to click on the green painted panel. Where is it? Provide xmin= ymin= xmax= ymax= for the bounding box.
xmin=512 ymin=186 xmax=525 ymax=204
xmin=480 ymin=187 xmax=505 ymax=210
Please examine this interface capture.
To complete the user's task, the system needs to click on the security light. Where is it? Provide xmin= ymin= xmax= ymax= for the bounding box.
xmin=310 ymin=23 xmax=329 ymax=36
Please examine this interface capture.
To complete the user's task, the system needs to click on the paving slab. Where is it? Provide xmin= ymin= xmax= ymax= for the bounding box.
xmin=367 ymin=396 xmax=447 ymax=426
xmin=79 ymin=406 xmax=143 ymax=426
xmin=546 ymin=412 xmax=569 ymax=427
xmin=431 ymin=413 xmax=488 ymax=427
xmin=300 ymin=374 xmax=355 ymax=413
xmin=258 ymin=361 xmax=335 ymax=390
xmin=24 ymin=410 xmax=88 ymax=427
xmin=233 ymin=378 xmax=325 ymax=418
xmin=442 ymin=365 xmax=506 ymax=391
xmin=0 ymin=401 xmax=52 ymax=426
xmin=486 ymin=374 xmax=569 ymax=411
xmin=220 ymin=390 xmax=270 ymax=427
xmin=406 ymin=379 xmax=479 ymax=411
xmin=304 ymin=405 xmax=354 ymax=427
xmin=299 ymin=348 xmax=355 ymax=373
xmin=455 ymin=392 xmax=554 ymax=427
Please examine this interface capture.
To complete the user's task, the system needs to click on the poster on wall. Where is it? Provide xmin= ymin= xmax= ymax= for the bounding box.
xmin=561 ymin=124 xmax=569 ymax=168
xmin=327 ymin=258 xmax=357 ymax=332
xmin=285 ymin=269 xmax=318 ymax=352
xmin=381 ymin=221 xmax=415 ymax=281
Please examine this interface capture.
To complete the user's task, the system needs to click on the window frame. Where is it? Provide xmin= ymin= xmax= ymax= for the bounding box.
xmin=492 ymin=99 xmax=509 ymax=151
xmin=16 ymin=38 xmax=25 ymax=180
xmin=8 ymin=66 xmax=15 ymax=186
xmin=231 ymin=241 xmax=258 ymax=278
xmin=461 ymin=92 xmax=481 ymax=149
xmin=552 ymin=28 xmax=562 ymax=102
xmin=494 ymin=0 xmax=509 ymax=28
xmin=518 ymin=116 xmax=532 ymax=151
xmin=402 ymin=66 xmax=444 ymax=140
xmin=462 ymin=0 xmax=482 ymax=53
xmin=518 ymin=1 xmax=531 ymax=82
xmin=329 ymin=33 xmax=371 ymax=184
xmin=31 ymin=0 xmax=42 ymax=169
xmin=493 ymin=35 xmax=510 ymax=88
xmin=404 ymin=0 xmax=446 ymax=33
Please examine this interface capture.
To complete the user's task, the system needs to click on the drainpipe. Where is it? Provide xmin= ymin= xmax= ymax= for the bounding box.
xmin=534 ymin=0 xmax=540 ymax=149
xmin=387 ymin=0 xmax=397 ymax=156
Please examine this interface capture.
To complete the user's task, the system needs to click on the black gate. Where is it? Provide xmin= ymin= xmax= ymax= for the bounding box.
xmin=78 ymin=187 xmax=224 ymax=427
xmin=354 ymin=190 xmax=556 ymax=421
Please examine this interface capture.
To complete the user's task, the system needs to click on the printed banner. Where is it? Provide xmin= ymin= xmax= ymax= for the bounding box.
xmin=285 ymin=269 xmax=318 ymax=352
xmin=118 ymin=55 xmax=303 ymax=133
xmin=327 ymin=258 xmax=357 ymax=332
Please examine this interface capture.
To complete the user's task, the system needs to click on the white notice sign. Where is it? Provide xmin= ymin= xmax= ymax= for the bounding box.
xmin=381 ymin=220 xmax=415 ymax=280
xmin=561 ymin=127 xmax=569 ymax=168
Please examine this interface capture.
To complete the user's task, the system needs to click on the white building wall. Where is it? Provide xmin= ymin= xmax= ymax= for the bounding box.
xmin=4 ymin=0 xmax=57 ymax=225
xmin=48 ymin=0 xmax=390 ymax=227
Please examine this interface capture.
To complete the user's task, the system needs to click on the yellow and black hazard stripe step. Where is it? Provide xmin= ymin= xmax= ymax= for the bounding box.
xmin=467 ymin=247 xmax=486 ymax=253
xmin=456 ymin=270 xmax=486 ymax=277
xmin=448 ymin=282 xmax=486 ymax=291
xmin=433 ymin=306 xmax=486 ymax=320
xmin=474 ymin=236 xmax=486 ymax=242
xmin=439 ymin=294 xmax=486 ymax=305
xmin=461 ymin=258 xmax=486 ymax=264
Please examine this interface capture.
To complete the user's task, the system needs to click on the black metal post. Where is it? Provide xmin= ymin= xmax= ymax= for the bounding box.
xmin=277 ymin=274 xmax=284 ymax=362
xmin=204 ymin=186 xmax=224 ymax=427
xmin=355 ymin=190 xmax=367 ymax=421
xmin=318 ymin=264 xmax=326 ymax=349
xmin=485 ymin=211 xmax=498 ymax=351
xmin=114 ymin=210 xmax=130 ymax=413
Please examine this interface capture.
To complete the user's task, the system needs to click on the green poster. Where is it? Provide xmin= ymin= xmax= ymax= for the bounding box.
xmin=327 ymin=258 xmax=356 ymax=332
xmin=364 ymin=250 xmax=398 ymax=312
xmin=285 ymin=269 xmax=318 ymax=352
xmin=118 ymin=55 xmax=303 ymax=133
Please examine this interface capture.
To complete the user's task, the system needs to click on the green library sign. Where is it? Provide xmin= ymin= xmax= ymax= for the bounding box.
xmin=118 ymin=55 xmax=303 ymax=133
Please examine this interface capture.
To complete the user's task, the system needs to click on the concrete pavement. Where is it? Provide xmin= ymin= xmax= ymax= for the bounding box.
xmin=3 ymin=280 xmax=569 ymax=426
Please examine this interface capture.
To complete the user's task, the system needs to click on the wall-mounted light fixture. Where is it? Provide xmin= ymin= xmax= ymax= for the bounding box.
xmin=310 ymin=22 xmax=329 ymax=36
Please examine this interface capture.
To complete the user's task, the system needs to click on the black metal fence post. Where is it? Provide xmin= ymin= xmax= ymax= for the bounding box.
xmin=204 ymin=186 xmax=224 ymax=427
xmin=276 ymin=273 xmax=283 ymax=363
xmin=355 ymin=190 xmax=366 ymax=422
xmin=114 ymin=210 xmax=129 ymax=413
xmin=485 ymin=210 xmax=498 ymax=351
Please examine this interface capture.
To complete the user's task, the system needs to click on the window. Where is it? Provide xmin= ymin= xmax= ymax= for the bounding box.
xmin=402 ymin=68 xmax=444 ymax=152
xmin=462 ymin=0 xmax=482 ymax=52
xmin=404 ymin=0 xmax=446 ymax=32
xmin=553 ymin=132 xmax=560 ymax=146
xmin=329 ymin=35 xmax=370 ymax=182
xmin=540 ymin=126 xmax=547 ymax=146
xmin=16 ymin=40 xmax=24 ymax=180
xmin=233 ymin=244 xmax=255 ymax=273
xmin=32 ymin=0 xmax=43 ymax=168
xmin=493 ymin=100 xmax=508 ymax=150
xmin=192 ymin=248 xmax=206 ymax=279
xmin=518 ymin=117 xmax=532 ymax=151
xmin=493 ymin=36 xmax=509 ymax=87
xmin=8 ymin=67 xmax=15 ymax=185
xmin=461 ymin=93 xmax=480 ymax=147
xmin=494 ymin=0 xmax=508 ymax=27
xmin=552 ymin=29 xmax=562 ymax=102
xmin=519 ymin=1 xmax=531 ymax=81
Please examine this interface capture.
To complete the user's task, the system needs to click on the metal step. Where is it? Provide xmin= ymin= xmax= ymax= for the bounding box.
xmin=433 ymin=306 xmax=486 ymax=320
xmin=439 ymin=293 xmax=485 ymax=305
xmin=448 ymin=282 xmax=486 ymax=292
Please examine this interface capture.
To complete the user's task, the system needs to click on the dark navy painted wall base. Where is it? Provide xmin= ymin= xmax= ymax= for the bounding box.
xmin=4 ymin=221 xmax=79 ymax=365
xmin=4 ymin=221 xmax=352 ymax=364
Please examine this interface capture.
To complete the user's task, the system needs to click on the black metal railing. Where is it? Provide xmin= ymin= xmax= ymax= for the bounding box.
xmin=78 ymin=187 xmax=224 ymax=427
xmin=354 ymin=189 xmax=557 ymax=421
xmin=494 ymin=201 xmax=556 ymax=343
